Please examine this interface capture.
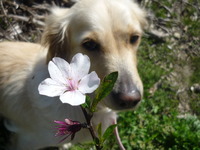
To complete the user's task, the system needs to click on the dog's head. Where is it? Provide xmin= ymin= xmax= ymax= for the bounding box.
xmin=42 ymin=0 xmax=147 ymax=111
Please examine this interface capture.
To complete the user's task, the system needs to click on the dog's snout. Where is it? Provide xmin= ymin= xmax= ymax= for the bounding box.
xmin=112 ymin=90 xmax=141 ymax=110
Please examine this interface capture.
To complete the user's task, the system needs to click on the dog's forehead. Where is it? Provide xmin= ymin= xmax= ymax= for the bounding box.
xmin=70 ymin=0 xmax=142 ymax=33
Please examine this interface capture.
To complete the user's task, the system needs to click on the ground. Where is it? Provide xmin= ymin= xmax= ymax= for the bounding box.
xmin=0 ymin=0 xmax=200 ymax=149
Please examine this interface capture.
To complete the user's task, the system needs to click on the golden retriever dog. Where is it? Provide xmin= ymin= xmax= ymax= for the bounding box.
xmin=0 ymin=0 xmax=147 ymax=149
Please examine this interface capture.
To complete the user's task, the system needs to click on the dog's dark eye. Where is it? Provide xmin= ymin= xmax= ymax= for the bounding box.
xmin=82 ymin=39 xmax=100 ymax=51
xmin=130 ymin=35 xmax=139 ymax=44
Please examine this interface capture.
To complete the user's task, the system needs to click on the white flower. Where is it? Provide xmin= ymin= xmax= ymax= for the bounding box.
xmin=38 ymin=53 xmax=100 ymax=106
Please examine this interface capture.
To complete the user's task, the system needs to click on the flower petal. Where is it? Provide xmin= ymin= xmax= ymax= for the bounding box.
xmin=54 ymin=120 xmax=67 ymax=125
xmin=59 ymin=90 xmax=86 ymax=106
xmin=65 ymin=119 xmax=73 ymax=125
xmin=48 ymin=60 xmax=67 ymax=84
xmin=70 ymin=53 xmax=90 ymax=80
xmin=52 ymin=57 xmax=71 ymax=79
xmin=78 ymin=71 xmax=100 ymax=94
xmin=38 ymin=78 xmax=67 ymax=97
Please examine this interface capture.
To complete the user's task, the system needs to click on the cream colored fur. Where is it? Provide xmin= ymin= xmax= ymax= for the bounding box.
xmin=0 ymin=0 xmax=146 ymax=149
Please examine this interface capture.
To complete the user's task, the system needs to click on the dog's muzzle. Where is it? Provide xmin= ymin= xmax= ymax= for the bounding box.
xmin=108 ymin=71 xmax=142 ymax=111
xmin=111 ymin=89 xmax=141 ymax=110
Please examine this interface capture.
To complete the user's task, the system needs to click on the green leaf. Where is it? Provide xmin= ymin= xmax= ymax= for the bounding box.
xmin=102 ymin=124 xmax=117 ymax=142
xmin=81 ymin=95 xmax=92 ymax=109
xmin=91 ymin=72 xmax=118 ymax=112
xmin=97 ymin=123 xmax=102 ymax=139
xmin=96 ymin=123 xmax=106 ymax=149
xmin=94 ymin=137 xmax=100 ymax=146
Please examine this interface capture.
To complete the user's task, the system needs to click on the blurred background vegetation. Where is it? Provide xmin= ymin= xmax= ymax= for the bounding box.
xmin=0 ymin=0 xmax=199 ymax=149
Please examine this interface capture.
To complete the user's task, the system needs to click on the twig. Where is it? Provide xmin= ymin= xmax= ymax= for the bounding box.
xmin=0 ymin=1 xmax=19 ymax=40
xmin=32 ymin=4 xmax=52 ymax=11
xmin=80 ymin=107 xmax=102 ymax=150
xmin=152 ymin=0 xmax=173 ymax=16
xmin=0 ymin=1 xmax=7 ymax=15
xmin=184 ymin=1 xmax=200 ymax=12
xmin=0 ymin=14 xmax=45 ymax=27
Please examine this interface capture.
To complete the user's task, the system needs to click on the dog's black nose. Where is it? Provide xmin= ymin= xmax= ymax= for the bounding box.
xmin=112 ymin=90 xmax=141 ymax=109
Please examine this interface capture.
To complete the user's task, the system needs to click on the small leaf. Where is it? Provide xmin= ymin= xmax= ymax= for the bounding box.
xmin=97 ymin=123 xmax=102 ymax=139
xmin=94 ymin=137 xmax=100 ymax=146
xmin=81 ymin=95 xmax=92 ymax=109
xmin=102 ymin=124 xmax=117 ymax=142
xmin=91 ymin=72 xmax=118 ymax=112
xmin=94 ymin=136 xmax=103 ymax=150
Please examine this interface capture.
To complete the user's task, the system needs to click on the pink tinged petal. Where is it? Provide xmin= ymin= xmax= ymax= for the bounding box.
xmin=48 ymin=61 xmax=67 ymax=84
xmin=70 ymin=53 xmax=91 ymax=80
xmin=59 ymin=90 xmax=86 ymax=106
xmin=52 ymin=57 xmax=71 ymax=79
xmin=38 ymin=78 xmax=67 ymax=97
xmin=54 ymin=120 xmax=67 ymax=125
xmin=78 ymin=71 xmax=100 ymax=94
xmin=65 ymin=119 xmax=73 ymax=125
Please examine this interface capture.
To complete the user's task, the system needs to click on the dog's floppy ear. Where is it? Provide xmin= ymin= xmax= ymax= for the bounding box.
xmin=41 ymin=7 xmax=71 ymax=63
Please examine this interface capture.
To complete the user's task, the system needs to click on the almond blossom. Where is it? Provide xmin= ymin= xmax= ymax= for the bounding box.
xmin=54 ymin=119 xmax=87 ymax=142
xmin=38 ymin=53 xmax=100 ymax=106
